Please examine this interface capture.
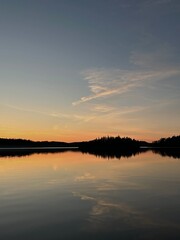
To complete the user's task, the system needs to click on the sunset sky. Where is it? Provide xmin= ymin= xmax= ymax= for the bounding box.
xmin=0 ymin=0 xmax=179 ymax=142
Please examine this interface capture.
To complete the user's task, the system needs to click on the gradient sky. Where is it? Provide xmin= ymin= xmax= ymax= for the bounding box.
xmin=0 ymin=0 xmax=180 ymax=142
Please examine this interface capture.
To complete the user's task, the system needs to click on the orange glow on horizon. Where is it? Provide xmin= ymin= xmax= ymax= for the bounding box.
xmin=0 ymin=131 xmax=172 ymax=143
xmin=0 ymin=121 xmax=177 ymax=143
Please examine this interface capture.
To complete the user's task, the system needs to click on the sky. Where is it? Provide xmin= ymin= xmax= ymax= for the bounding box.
xmin=0 ymin=0 xmax=180 ymax=142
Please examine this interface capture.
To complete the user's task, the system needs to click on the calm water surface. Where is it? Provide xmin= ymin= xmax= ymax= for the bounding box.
xmin=0 ymin=151 xmax=180 ymax=240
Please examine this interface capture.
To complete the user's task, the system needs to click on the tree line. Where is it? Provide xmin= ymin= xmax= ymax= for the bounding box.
xmin=0 ymin=135 xmax=179 ymax=148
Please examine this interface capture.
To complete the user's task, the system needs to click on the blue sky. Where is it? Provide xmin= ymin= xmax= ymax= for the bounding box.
xmin=0 ymin=0 xmax=179 ymax=141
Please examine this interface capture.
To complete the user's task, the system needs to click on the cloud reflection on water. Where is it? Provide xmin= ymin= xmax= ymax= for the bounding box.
xmin=73 ymin=191 xmax=180 ymax=234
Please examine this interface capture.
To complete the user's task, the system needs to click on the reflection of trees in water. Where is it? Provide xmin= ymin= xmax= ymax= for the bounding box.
xmin=0 ymin=148 xmax=144 ymax=159
xmin=78 ymin=136 xmax=180 ymax=159
xmin=152 ymin=148 xmax=180 ymax=159
xmin=0 ymin=136 xmax=179 ymax=159
xmin=0 ymin=148 xmax=78 ymax=158
xmin=0 ymin=147 xmax=179 ymax=159
xmin=82 ymin=148 xmax=180 ymax=159
xmin=78 ymin=136 xmax=147 ymax=159
xmin=80 ymin=148 xmax=148 ymax=159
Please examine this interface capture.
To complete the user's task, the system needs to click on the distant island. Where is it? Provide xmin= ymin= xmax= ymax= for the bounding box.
xmin=77 ymin=136 xmax=180 ymax=159
xmin=0 ymin=138 xmax=70 ymax=148
xmin=152 ymin=136 xmax=180 ymax=148
xmin=0 ymin=135 xmax=179 ymax=159
xmin=0 ymin=135 xmax=179 ymax=149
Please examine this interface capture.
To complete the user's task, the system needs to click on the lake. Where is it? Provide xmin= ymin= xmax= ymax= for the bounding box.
xmin=0 ymin=150 xmax=180 ymax=240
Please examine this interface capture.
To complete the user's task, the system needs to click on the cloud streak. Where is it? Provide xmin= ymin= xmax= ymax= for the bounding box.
xmin=1 ymin=103 xmax=100 ymax=124
xmin=1 ymin=103 xmax=70 ymax=119
xmin=73 ymin=68 xmax=180 ymax=106
xmin=91 ymin=104 xmax=115 ymax=113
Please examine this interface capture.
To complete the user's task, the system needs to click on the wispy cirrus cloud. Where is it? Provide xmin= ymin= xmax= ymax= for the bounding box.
xmin=1 ymin=103 xmax=99 ymax=123
xmin=90 ymin=104 xmax=115 ymax=113
xmin=2 ymin=103 xmax=70 ymax=119
xmin=72 ymin=68 xmax=180 ymax=106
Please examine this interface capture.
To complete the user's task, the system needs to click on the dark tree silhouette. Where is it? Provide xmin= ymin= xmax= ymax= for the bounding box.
xmin=0 ymin=135 xmax=179 ymax=159
xmin=152 ymin=135 xmax=180 ymax=147
xmin=0 ymin=138 xmax=69 ymax=148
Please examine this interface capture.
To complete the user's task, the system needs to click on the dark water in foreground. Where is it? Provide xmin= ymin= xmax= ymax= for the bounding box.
xmin=0 ymin=150 xmax=180 ymax=240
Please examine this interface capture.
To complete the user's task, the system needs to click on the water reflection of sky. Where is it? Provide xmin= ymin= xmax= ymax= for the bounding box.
xmin=0 ymin=151 xmax=180 ymax=239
